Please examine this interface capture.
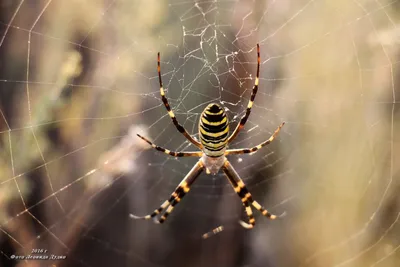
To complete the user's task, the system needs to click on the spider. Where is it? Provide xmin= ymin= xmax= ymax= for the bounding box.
xmin=130 ymin=44 xmax=285 ymax=238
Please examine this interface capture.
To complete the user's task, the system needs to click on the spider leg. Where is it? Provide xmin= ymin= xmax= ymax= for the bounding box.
xmin=224 ymin=168 xmax=256 ymax=229
xmin=223 ymin=160 xmax=281 ymax=219
xmin=137 ymin=134 xmax=202 ymax=157
xmin=227 ymin=44 xmax=260 ymax=144
xmin=130 ymin=160 xmax=204 ymax=223
xmin=203 ymin=159 xmax=282 ymax=239
xmin=157 ymin=52 xmax=202 ymax=149
xmin=203 ymin=161 xmax=261 ymax=239
xmin=225 ymin=122 xmax=285 ymax=155
xmin=202 ymin=202 xmax=255 ymax=239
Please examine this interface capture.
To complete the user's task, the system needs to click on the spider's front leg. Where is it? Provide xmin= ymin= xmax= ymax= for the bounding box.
xmin=202 ymin=159 xmax=284 ymax=239
xmin=223 ymin=160 xmax=283 ymax=220
xmin=130 ymin=159 xmax=204 ymax=224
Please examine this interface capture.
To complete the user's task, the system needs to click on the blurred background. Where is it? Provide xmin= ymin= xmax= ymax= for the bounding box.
xmin=0 ymin=0 xmax=399 ymax=266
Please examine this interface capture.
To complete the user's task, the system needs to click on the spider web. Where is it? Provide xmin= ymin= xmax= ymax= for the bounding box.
xmin=0 ymin=0 xmax=399 ymax=266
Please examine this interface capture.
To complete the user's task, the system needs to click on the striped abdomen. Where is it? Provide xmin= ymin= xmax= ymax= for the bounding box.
xmin=199 ymin=103 xmax=229 ymax=157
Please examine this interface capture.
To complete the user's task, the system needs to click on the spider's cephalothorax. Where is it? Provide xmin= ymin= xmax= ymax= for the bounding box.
xmin=199 ymin=103 xmax=229 ymax=157
xmin=130 ymin=44 xmax=286 ymax=239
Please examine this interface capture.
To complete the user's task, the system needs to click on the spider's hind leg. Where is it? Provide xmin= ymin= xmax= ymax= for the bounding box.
xmin=157 ymin=52 xmax=202 ymax=149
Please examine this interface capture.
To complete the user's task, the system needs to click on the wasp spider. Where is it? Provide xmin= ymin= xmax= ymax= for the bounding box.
xmin=130 ymin=44 xmax=285 ymax=238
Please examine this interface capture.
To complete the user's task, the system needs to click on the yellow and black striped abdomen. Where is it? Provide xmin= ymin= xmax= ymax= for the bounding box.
xmin=199 ymin=103 xmax=229 ymax=157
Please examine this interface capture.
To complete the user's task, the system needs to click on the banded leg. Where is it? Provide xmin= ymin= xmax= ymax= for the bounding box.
xmin=202 ymin=201 xmax=256 ymax=239
xmin=202 ymin=163 xmax=256 ymax=239
xmin=130 ymin=160 xmax=204 ymax=223
xmin=224 ymin=167 xmax=256 ymax=229
xmin=156 ymin=197 xmax=179 ymax=224
xmin=227 ymin=44 xmax=261 ymax=143
xmin=137 ymin=134 xmax=202 ymax=157
xmin=223 ymin=160 xmax=282 ymax=219
xmin=225 ymin=122 xmax=285 ymax=155
xmin=157 ymin=52 xmax=202 ymax=149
